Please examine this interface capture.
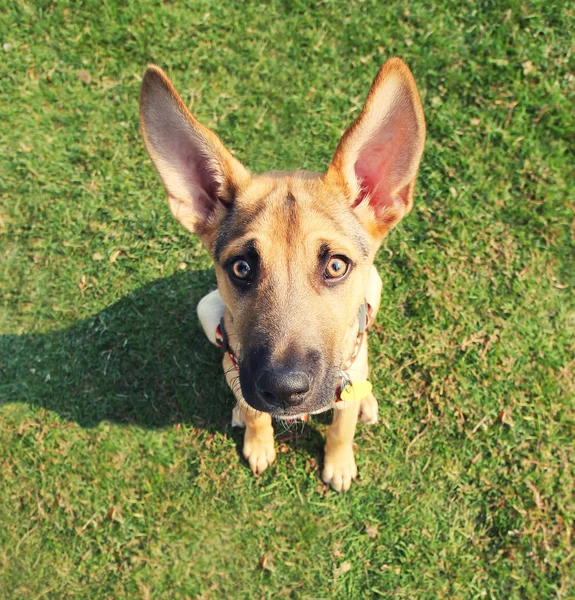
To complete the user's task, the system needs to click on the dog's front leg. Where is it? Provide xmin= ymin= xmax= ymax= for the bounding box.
xmin=239 ymin=405 xmax=276 ymax=476
xmin=323 ymin=401 xmax=361 ymax=492
xmin=223 ymin=354 xmax=276 ymax=475
xmin=323 ymin=324 xmax=373 ymax=492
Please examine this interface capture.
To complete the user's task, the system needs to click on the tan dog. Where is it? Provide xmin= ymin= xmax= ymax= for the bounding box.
xmin=139 ymin=58 xmax=425 ymax=492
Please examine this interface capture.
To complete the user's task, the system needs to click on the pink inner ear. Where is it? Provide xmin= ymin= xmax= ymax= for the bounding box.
xmin=159 ymin=118 xmax=221 ymax=221
xmin=351 ymin=109 xmax=412 ymax=214
xmin=148 ymin=91 xmax=223 ymax=219
xmin=353 ymin=145 xmax=393 ymax=210
xmin=182 ymin=149 xmax=220 ymax=219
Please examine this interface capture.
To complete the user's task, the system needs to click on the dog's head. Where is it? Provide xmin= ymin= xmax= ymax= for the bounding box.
xmin=140 ymin=58 xmax=425 ymax=417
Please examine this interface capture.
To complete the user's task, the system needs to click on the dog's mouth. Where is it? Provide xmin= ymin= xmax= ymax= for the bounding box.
xmin=271 ymin=402 xmax=335 ymax=421
xmin=256 ymin=396 xmax=336 ymax=419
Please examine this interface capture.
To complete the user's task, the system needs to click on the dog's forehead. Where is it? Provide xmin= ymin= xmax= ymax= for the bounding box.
xmin=213 ymin=172 xmax=369 ymax=261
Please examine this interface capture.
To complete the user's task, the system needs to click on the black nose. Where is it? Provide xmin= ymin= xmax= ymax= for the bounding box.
xmin=256 ymin=368 xmax=311 ymax=408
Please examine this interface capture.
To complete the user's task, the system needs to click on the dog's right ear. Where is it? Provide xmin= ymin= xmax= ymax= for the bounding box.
xmin=139 ymin=65 xmax=250 ymax=239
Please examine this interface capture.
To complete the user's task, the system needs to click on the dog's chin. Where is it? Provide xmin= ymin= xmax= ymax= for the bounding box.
xmin=241 ymin=385 xmax=337 ymax=419
xmin=269 ymin=397 xmax=335 ymax=420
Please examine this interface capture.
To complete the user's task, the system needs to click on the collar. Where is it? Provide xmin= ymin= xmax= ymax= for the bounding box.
xmin=342 ymin=301 xmax=373 ymax=370
xmin=215 ymin=317 xmax=239 ymax=372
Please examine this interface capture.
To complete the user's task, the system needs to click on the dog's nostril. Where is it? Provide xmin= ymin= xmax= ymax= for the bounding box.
xmin=256 ymin=369 xmax=311 ymax=407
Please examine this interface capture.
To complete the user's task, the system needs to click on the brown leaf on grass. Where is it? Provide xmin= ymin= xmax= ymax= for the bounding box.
xmin=526 ymin=481 xmax=544 ymax=509
xmin=471 ymin=452 xmax=483 ymax=465
xmin=497 ymin=407 xmax=514 ymax=427
xmin=460 ymin=330 xmax=486 ymax=351
xmin=305 ymin=456 xmax=318 ymax=471
xmin=366 ymin=524 xmax=378 ymax=539
xmin=78 ymin=69 xmax=92 ymax=84
xmin=460 ymin=329 xmax=500 ymax=359
xmin=332 ymin=542 xmax=344 ymax=559
xmin=92 ymin=252 xmax=104 ymax=261
xmin=522 ymin=60 xmax=536 ymax=76
xmin=81 ymin=549 xmax=92 ymax=562
xmin=107 ymin=505 xmax=124 ymax=524
xmin=138 ymin=583 xmax=152 ymax=600
xmin=480 ymin=329 xmax=500 ymax=359
xmin=258 ymin=552 xmax=275 ymax=572
xmin=505 ymin=101 xmax=519 ymax=128
xmin=551 ymin=278 xmax=568 ymax=289
xmin=335 ymin=561 xmax=352 ymax=577
xmin=109 ymin=249 xmax=121 ymax=263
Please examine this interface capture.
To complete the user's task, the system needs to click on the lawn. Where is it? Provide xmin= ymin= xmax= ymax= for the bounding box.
xmin=1 ymin=0 xmax=574 ymax=598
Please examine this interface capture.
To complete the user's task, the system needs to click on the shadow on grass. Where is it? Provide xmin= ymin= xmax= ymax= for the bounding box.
xmin=0 ymin=269 xmax=327 ymax=455
xmin=0 ymin=270 xmax=232 ymax=430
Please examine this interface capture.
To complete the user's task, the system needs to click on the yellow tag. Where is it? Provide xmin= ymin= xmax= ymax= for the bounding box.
xmin=340 ymin=380 xmax=372 ymax=402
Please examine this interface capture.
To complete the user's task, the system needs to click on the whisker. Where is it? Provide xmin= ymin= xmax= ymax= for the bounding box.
xmin=223 ymin=365 xmax=237 ymax=377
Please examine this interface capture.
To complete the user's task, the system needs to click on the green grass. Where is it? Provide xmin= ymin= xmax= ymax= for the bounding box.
xmin=1 ymin=0 xmax=574 ymax=597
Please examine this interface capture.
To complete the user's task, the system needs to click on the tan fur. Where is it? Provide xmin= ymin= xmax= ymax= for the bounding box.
xmin=214 ymin=174 xmax=370 ymax=379
xmin=140 ymin=57 xmax=425 ymax=492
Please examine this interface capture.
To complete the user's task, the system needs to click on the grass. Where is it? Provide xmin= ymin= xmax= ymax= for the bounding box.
xmin=1 ymin=0 xmax=574 ymax=597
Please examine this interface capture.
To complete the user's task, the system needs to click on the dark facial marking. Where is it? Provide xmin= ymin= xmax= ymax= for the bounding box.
xmin=285 ymin=191 xmax=298 ymax=228
xmin=311 ymin=204 xmax=370 ymax=258
xmin=217 ymin=182 xmax=237 ymax=206
xmin=213 ymin=198 xmax=267 ymax=261
xmin=318 ymin=242 xmax=331 ymax=262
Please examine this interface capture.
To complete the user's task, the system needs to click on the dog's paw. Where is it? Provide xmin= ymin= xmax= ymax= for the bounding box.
xmin=359 ymin=392 xmax=378 ymax=425
xmin=243 ymin=430 xmax=276 ymax=476
xmin=322 ymin=448 xmax=357 ymax=493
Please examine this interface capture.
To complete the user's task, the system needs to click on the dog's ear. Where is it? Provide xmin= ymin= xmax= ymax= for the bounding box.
xmin=140 ymin=65 xmax=250 ymax=239
xmin=326 ymin=58 xmax=425 ymax=240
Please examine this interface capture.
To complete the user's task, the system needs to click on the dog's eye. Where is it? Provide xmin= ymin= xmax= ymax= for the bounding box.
xmin=231 ymin=258 xmax=252 ymax=281
xmin=324 ymin=256 xmax=350 ymax=281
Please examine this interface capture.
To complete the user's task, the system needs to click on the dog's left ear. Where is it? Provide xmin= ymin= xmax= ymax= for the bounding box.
xmin=326 ymin=58 xmax=426 ymax=240
xmin=139 ymin=65 xmax=250 ymax=240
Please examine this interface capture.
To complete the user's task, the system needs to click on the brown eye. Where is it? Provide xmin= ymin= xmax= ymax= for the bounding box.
xmin=324 ymin=256 xmax=350 ymax=280
xmin=231 ymin=258 xmax=252 ymax=281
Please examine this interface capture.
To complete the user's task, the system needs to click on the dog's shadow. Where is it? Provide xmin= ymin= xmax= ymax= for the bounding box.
xmin=0 ymin=270 xmax=326 ymax=458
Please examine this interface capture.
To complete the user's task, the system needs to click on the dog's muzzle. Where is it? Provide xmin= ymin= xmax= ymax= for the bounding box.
xmin=238 ymin=346 xmax=330 ymax=415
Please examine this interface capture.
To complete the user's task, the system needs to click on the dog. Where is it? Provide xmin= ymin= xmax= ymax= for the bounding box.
xmin=139 ymin=57 xmax=425 ymax=491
